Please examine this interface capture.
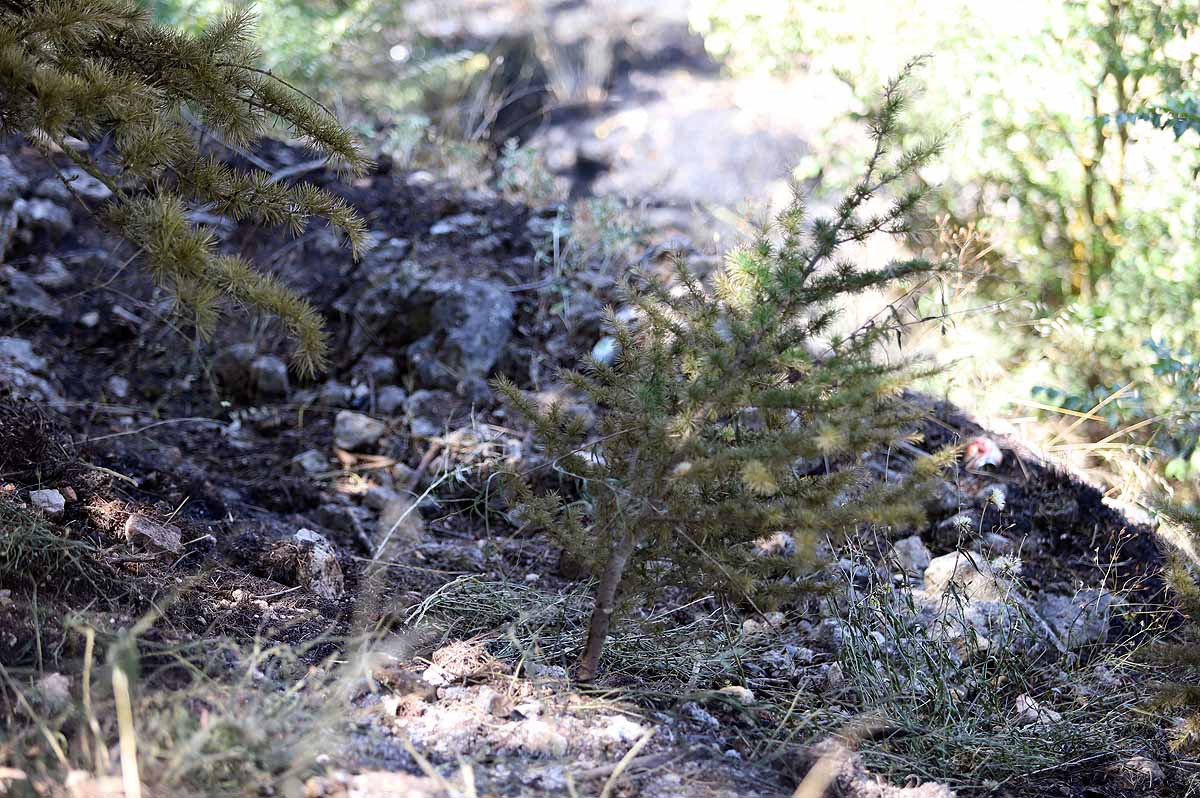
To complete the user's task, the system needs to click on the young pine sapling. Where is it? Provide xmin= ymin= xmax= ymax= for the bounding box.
xmin=498 ymin=63 xmax=953 ymax=681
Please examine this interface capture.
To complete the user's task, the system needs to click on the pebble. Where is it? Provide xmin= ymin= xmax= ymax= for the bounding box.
xmin=890 ymin=535 xmax=932 ymax=577
xmin=106 ymin=375 xmax=129 ymax=400
xmin=250 ymin=354 xmax=289 ymax=396
xmin=293 ymin=449 xmax=331 ymax=475
xmin=924 ymin=550 xmax=1007 ymax=601
xmin=1015 ymin=693 xmax=1061 ymax=726
xmin=124 ymin=513 xmax=183 ymax=554
xmin=0 ymin=155 xmax=29 ymax=202
xmin=292 ymin=528 xmax=344 ymax=600
xmin=31 ymin=256 xmax=73 ymax=290
xmin=30 ymin=488 xmax=66 ymax=518
xmin=13 ymin=198 xmax=73 ymax=235
xmin=334 ymin=410 xmax=386 ymax=451
xmin=377 ymin=385 xmax=408 ymax=415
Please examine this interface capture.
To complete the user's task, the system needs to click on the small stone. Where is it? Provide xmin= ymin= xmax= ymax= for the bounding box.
xmin=429 ymin=212 xmax=479 ymax=235
xmin=681 ymin=702 xmax=720 ymax=729
xmin=2 ymin=267 xmax=62 ymax=319
xmin=35 ymin=672 xmax=71 ymax=712
xmin=0 ymin=336 xmax=61 ymax=405
xmin=979 ymin=532 xmax=1017 ymax=553
xmin=591 ymin=336 xmax=619 ymax=365
xmin=525 ymin=662 xmax=568 ymax=680
xmin=30 ymin=489 xmax=65 ymax=518
xmin=514 ymin=700 xmax=543 ymax=719
xmin=890 ymin=535 xmax=932 ymax=577
xmin=293 ymin=449 xmax=330 ymax=475
xmin=213 ymin=343 xmax=257 ymax=394
xmin=362 ymin=355 xmax=397 ymax=383
xmin=421 ymin=663 xmax=451 ymax=687
xmin=123 ymin=513 xmax=183 ymax=554
xmin=36 ymin=167 xmax=112 ymax=203
xmin=1111 ymin=755 xmax=1164 ymax=789
xmin=319 ymin=380 xmax=354 ymax=407
xmin=334 ymin=410 xmax=386 ymax=451
xmin=405 ymin=389 xmax=458 ymax=438
xmin=824 ymin=661 xmax=845 ymax=689
xmin=292 ymin=528 xmax=344 ymax=600
xmin=1015 ymin=693 xmax=1061 ymax=726
xmin=1036 ymin=589 xmax=1114 ymax=649
xmin=513 ymin=719 xmax=568 ymax=756
xmin=598 ymin=714 xmax=647 ymax=744
xmin=924 ymin=551 xmax=1007 ymax=601
xmin=250 ymin=355 xmax=290 ymax=396
xmin=106 ymin=375 xmax=129 ymax=399
xmin=79 ymin=310 xmax=100 ymax=328
xmin=13 ymin=198 xmax=73 ymax=235
xmin=377 ymin=385 xmax=407 ymax=415
xmin=31 ymin=257 xmax=73 ymax=290
xmin=0 ymin=155 xmax=29 ymax=202
xmin=109 ymin=304 xmax=144 ymax=330
xmin=474 ymin=686 xmax=513 ymax=717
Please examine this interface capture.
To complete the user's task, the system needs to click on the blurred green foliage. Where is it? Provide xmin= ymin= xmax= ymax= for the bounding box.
xmin=142 ymin=1 xmax=487 ymax=133
xmin=694 ymin=0 xmax=1200 ymax=487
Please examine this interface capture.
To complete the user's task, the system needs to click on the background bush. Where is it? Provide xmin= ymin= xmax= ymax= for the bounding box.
xmin=693 ymin=0 xmax=1200 ymax=494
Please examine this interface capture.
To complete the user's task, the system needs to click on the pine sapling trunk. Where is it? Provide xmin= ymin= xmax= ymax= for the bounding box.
xmin=576 ymin=524 xmax=643 ymax=681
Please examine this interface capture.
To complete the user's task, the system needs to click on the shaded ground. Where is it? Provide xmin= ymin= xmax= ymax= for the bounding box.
xmin=0 ymin=133 xmax=1193 ymax=798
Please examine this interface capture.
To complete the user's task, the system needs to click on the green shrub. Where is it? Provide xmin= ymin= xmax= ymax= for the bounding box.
xmin=1 ymin=1 xmax=370 ymax=372
xmin=694 ymin=0 xmax=1200 ymax=486
xmin=498 ymin=63 xmax=950 ymax=681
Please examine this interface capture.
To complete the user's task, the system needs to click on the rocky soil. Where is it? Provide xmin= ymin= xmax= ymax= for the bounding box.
xmin=0 ymin=128 xmax=1189 ymax=798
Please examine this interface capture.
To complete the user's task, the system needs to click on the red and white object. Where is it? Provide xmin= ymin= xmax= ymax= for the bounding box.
xmin=964 ymin=436 xmax=1003 ymax=470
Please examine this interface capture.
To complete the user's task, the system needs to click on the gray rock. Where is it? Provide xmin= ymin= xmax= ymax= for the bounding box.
xmin=1036 ymin=589 xmax=1114 ymax=649
xmin=0 ymin=155 xmax=28 ymax=203
xmin=293 ymin=528 xmax=344 ymax=600
xmin=250 ymin=354 xmax=289 ymax=396
xmin=124 ymin=513 xmax=183 ymax=554
xmin=924 ymin=551 xmax=1007 ymax=601
xmin=319 ymin=380 xmax=354 ymax=407
xmin=34 ymin=672 xmax=71 ymax=711
xmin=377 ymin=385 xmax=407 ymax=415
xmin=293 ymin=449 xmax=330 ymax=475
xmin=2 ymin=267 xmax=63 ymax=319
xmin=105 ymin=375 xmax=129 ymax=400
xmin=590 ymin=335 xmax=619 ymax=365
xmin=1015 ymin=693 xmax=1062 ymax=726
xmin=334 ymin=410 xmax=386 ymax=451
xmin=13 ymin=198 xmax=73 ymax=235
xmin=923 ymin=479 xmax=961 ymax=517
xmin=890 ymin=535 xmax=933 ymax=577
xmin=30 ymin=489 xmax=66 ymax=517
xmin=213 ymin=343 xmax=257 ymax=394
xmin=35 ymin=167 xmax=112 ymax=203
xmin=0 ymin=205 xmax=17 ymax=260
xmin=363 ymin=354 xmax=397 ymax=383
xmin=31 ymin=257 xmax=74 ymax=290
xmin=0 ymin=336 xmax=61 ymax=405
xmin=376 ymin=494 xmax=425 ymax=552
xmin=405 ymin=389 xmax=459 ymax=438
xmin=429 ymin=212 xmax=480 ymax=235
xmin=407 ymin=279 xmax=515 ymax=398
